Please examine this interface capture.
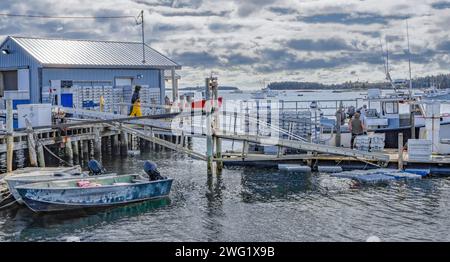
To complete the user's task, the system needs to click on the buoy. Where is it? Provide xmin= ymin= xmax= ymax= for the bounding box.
xmin=318 ymin=166 xmax=343 ymax=173
xmin=278 ymin=164 xmax=311 ymax=173
xmin=65 ymin=236 xmax=81 ymax=242
xmin=366 ymin=236 xmax=381 ymax=242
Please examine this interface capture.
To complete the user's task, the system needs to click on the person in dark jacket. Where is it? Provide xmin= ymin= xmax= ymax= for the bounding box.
xmin=349 ymin=112 xmax=365 ymax=149
xmin=130 ymin=85 xmax=142 ymax=117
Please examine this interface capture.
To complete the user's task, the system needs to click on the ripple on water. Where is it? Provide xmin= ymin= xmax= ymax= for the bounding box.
xmin=2 ymin=149 xmax=450 ymax=241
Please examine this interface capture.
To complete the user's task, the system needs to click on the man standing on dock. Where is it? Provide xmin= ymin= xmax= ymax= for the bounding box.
xmin=349 ymin=112 xmax=365 ymax=149
xmin=130 ymin=85 xmax=142 ymax=117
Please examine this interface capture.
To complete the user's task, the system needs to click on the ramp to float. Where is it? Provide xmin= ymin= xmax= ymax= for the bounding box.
xmin=217 ymin=133 xmax=390 ymax=164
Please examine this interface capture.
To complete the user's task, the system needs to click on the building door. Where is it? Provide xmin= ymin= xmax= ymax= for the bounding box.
xmin=115 ymin=77 xmax=133 ymax=103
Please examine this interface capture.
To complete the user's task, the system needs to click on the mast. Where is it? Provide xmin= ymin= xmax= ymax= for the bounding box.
xmin=385 ymin=37 xmax=390 ymax=80
xmin=406 ymin=19 xmax=413 ymax=97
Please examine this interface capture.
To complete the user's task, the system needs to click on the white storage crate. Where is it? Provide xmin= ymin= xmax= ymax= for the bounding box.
xmin=408 ymin=139 xmax=432 ymax=161
xmin=17 ymin=104 xmax=52 ymax=128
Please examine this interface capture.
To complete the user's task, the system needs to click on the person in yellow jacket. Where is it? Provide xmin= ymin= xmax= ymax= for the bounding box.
xmin=130 ymin=85 xmax=142 ymax=117
xmin=99 ymin=95 xmax=105 ymax=112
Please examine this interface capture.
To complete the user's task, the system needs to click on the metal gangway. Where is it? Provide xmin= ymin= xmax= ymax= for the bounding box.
xmin=61 ymin=104 xmax=390 ymax=165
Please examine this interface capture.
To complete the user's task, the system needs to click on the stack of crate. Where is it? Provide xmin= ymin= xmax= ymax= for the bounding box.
xmin=369 ymin=134 xmax=385 ymax=152
xmin=408 ymin=139 xmax=432 ymax=161
xmin=279 ymin=111 xmax=312 ymax=140
xmin=355 ymin=135 xmax=370 ymax=151
xmin=102 ymin=86 xmax=113 ymax=112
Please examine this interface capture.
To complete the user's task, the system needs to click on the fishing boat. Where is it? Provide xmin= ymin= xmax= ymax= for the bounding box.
xmin=16 ymin=174 xmax=173 ymax=213
xmin=421 ymin=86 xmax=450 ymax=100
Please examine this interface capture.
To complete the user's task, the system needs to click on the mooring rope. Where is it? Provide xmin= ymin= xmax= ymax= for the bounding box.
xmin=36 ymin=140 xmax=74 ymax=167
xmin=0 ymin=193 xmax=17 ymax=210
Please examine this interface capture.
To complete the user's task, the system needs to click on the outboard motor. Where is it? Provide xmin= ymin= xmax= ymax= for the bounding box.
xmin=144 ymin=161 xmax=165 ymax=181
xmin=88 ymin=160 xmax=105 ymax=176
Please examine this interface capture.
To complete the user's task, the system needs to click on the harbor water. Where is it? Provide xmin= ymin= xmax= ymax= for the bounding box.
xmin=1 ymin=148 xmax=450 ymax=241
xmin=1 ymin=90 xmax=450 ymax=242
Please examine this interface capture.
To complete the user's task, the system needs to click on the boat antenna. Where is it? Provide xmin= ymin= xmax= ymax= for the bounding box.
xmin=406 ymin=19 xmax=413 ymax=98
xmin=382 ymin=35 xmax=396 ymax=90
xmin=379 ymin=37 xmax=388 ymax=77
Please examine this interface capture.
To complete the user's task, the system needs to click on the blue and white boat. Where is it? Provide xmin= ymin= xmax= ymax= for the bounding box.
xmin=16 ymin=174 xmax=173 ymax=213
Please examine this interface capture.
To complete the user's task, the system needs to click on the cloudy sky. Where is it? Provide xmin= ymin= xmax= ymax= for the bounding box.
xmin=1 ymin=0 xmax=450 ymax=89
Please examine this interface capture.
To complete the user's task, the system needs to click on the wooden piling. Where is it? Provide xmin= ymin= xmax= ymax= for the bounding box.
xmin=65 ymin=137 xmax=74 ymax=165
xmin=335 ymin=102 xmax=342 ymax=147
xmin=398 ymin=133 xmax=404 ymax=170
xmin=205 ymin=78 xmax=214 ymax=173
xmin=72 ymin=140 xmax=79 ymax=165
xmin=93 ymin=127 xmax=102 ymax=159
xmin=78 ymin=140 xmax=84 ymax=163
xmin=112 ymin=135 xmax=120 ymax=156
xmin=6 ymin=99 xmax=14 ymax=173
xmin=83 ymin=140 xmax=90 ymax=161
xmin=25 ymin=119 xmax=38 ymax=167
xmin=37 ymin=142 xmax=46 ymax=167
xmin=410 ymin=104 xmax=416 ymax=139
xmin=89 ymin=139 xmax=95 ymax=160
xmin=120 ymin=131 xmax=129 ymax=156
xmin=212 ymin=83 xmax=222 ymax=171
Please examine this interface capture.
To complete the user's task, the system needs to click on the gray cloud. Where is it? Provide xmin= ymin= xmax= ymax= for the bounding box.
xmin=431 ymin=1 xmax=450 ymax=9
xmin=287 ymin=38 xmax=356 ymax=52
xmin=299 ymin=12 xmax=408 ymax=25
xmin=172 ymin=51 xmax=221 ymax=67
xmin=0 ymin=0 xmax=448 ymax=88
xmin=209 ymin=23 xmax=243 ymax=33
xmin=437 ymin=40 xmax=450 ymax=52
xmin=235 ymin=0 xmax=278 ymax=17
xmin=161 ymin=10 xmax=230 ymax=17
xmin=225 ymin=53 xmax=259 ymax=66
xmin=267 ymin=6 xmax=299 ymax=16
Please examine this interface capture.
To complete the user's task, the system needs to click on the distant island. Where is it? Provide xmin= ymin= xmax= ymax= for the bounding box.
xmin=267 ymin=73 xmax=450 ymax=90
xmin=180 ymin=86 xmax=240 ymax=91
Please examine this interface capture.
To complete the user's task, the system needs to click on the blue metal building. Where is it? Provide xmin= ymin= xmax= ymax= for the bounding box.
xmin=0 ymin=36 xmax=181 ymax=108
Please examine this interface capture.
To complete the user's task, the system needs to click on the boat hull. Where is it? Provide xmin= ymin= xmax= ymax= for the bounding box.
xmin=5 ymin=169 xmax=84 ymax=204
xmin=17 ymin=179 xmax=173 ymax=213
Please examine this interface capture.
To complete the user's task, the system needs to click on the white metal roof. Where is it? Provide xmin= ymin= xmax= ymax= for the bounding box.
xmin=8 ymin=36 xmax=180 ymax=69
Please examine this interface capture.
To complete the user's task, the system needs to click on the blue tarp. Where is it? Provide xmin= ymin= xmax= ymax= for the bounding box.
xmin=404 ymin=169 xmax=431 ymax=177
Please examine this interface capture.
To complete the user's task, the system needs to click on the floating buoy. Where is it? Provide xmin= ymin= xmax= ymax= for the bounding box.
xmin=318 ymin=166 xmax=343 ymax=173
xmin=366 ymin=236 xmax=381 ymax=242
xmin=127 ymin=150 xmax=141 ymax=157
xmin=278 ymin=164 xmax=311 ymax=173
xmin=65 ymin=236 xmax=81 ymax=242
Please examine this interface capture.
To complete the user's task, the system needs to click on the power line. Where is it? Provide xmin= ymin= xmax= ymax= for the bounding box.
xmin=0 ymin=13 xmax=135 ymax=19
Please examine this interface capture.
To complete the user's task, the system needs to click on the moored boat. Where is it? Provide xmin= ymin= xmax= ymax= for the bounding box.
xmin=5 ymin=160 xmax=112 ymax=204
xmin=4 ymin=166 xmax=84 ymax=204
xmin=16 ymin=174 xmax=173 ymax=213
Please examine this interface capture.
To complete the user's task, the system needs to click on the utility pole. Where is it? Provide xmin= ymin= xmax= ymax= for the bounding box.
xmin=137 ymin=10 xmax=146 ymax=64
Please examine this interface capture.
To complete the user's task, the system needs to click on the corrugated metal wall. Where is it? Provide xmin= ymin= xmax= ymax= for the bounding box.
xmin=0 ymin=38 xmax=41 ymax=103
xmin=1 ymin=37 xmax=167 ymax=104
xmin=42 ymin=68 xmax=164 ymax=104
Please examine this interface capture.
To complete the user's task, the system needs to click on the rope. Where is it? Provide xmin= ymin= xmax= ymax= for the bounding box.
xmin=37 ymin=140 xmax=74 ymax=167
xmin=0 ymin=194 xmax=17 ymax=210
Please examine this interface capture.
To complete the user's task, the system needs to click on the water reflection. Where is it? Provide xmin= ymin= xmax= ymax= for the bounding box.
xmin=1 ymin=198 xmax=170 ymax=241
xmin=240 ymin=168 xmax=315 ymax=203
xmin=203 ymin=171 xmax=225 ymax=241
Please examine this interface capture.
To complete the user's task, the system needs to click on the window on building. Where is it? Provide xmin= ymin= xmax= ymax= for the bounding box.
xmin=1 ymin=70 xmax=18 ymax=91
